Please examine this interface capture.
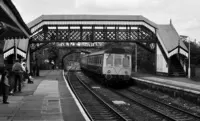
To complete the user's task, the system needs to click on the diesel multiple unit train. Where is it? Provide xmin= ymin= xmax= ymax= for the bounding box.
xmin=80 ymin=48 xmax=132 ymax=83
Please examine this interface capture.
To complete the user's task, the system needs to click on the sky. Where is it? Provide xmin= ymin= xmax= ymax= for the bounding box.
xmin=12 ymin=0 xmax=200 ymax=42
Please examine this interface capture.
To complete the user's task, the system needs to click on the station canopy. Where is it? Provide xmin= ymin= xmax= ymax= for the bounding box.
xmin=3 ymin=38 xmax=29 ymax=58
xmin=0 ymin=0 xmax=31 ymax=60
xmin=0 ymin=0 xmax=31 ymax=39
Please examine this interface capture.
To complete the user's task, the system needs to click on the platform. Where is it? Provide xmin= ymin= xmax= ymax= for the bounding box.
xmin=0 ymin=70 xmax=88 ymax=121
xmin=1 ymin=70 xmax=199 ymax=121
xmin=132 ymin=72 xmax=200 ymax=94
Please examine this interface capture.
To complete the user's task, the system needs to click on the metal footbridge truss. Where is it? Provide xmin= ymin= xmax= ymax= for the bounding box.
xmin=29 ymin=15 xmax=158 ymax=53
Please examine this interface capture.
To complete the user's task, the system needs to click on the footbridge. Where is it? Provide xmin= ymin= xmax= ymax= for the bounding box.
xmin=4 ymin=14 xmax=187 ymax=76
xmin=27 ymin=15 xmax=188 ymax=76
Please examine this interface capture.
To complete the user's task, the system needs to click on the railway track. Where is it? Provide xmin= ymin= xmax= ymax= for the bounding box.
xmin=76 ymin=71 xmax=171 ymax=121
xmin=66 ymin=66 xmax=200 ymax=121
xmin=126 ymin=88 xmax=200 ymax=121
xmin=113 ymin=88 xmax=200 ymax=121
xmin=78 ymin=71 xmax=200 ymax=121
xmin=130 ymin=87 xmax=200 ymax=116
xmin=66 ymin=70 xmax=132 ymax=121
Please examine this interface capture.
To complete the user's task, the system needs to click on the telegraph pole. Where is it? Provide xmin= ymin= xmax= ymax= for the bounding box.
xmin=135 ymin=43 xmax=137 ymax=72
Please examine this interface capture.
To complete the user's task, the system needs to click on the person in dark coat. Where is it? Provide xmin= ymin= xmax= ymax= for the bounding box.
xmin=12 ymin=60 xmax=23 ymax=93
xmin=1 ymin=70 xmax=10 ymax=104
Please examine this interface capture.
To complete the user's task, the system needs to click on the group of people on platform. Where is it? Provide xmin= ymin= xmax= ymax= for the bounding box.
xmin=0 ymin=59 xmax=34 ymax=104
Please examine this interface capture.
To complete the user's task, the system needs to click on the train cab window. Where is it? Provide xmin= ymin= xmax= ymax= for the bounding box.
xmin=89 ymin=57 xmax=92 ymax=64
xmin=123 ymin=55 xmax=130 ymax=67
xmin=106 ymin=54 xmax=113 ymax=66
xmin=114 ymin=55 xmax=122 ymax=67
xmin=95 ymin=56 xmax=97 ymax=64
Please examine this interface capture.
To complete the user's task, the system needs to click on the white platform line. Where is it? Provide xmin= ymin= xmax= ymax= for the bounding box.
xmin=62 ymin=70 xmax=90 ymax=121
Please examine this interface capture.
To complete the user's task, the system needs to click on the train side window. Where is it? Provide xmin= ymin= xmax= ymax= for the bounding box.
xmin=89 ymin=57 xmax=91 ymax=64
xmin=100 ymin=56 xmax=101 ymax=64
xmin=94 ymin=56 xmax=96 ymax=64
xmin=94 ymin=56 xmax=95 ymax=64
xmin=93 ymin=56 xmax=95 ymax=64
xmin=99 ymin=56 xmax=101 ymax=65
xmin=97 ymin=56 xmax=99 ymax=65
xmin=106 ymin=54 xmax=113 ymax=66
xmin=98 ymin=56 xmax=99 ymax=65
xmin=95 ymin=56 xmax=96 ymax=64
xmin=100 ymin=56 xmax=103 ymax=65
xmin=92 ymin=56 xmax=94 ymax=64
xmin=101 ymin=55 xmax=103 ymax=66
xmin=95 ymin=56 xmax=97 ymax=64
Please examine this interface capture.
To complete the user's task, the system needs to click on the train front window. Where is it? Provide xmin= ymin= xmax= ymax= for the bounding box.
xmin=106 ymin=54 xmax=113 ymax=66
xmin=123 ymin=55 xmax=130 ymax=67
xmin=114 ymin=55 xmax=122 ymax=67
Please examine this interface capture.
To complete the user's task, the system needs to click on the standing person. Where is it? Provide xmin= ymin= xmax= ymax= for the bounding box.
xmin=21 ymin=60 xmax=26 ymax=83
xmin=1 ymin=70 xmax=10 ymax=104
xmin=12 ymin=59 xmax=23 ymax=93
xmin=32 ymin=62 xmax=36 ymax=76
xmin=21 ymin=61 xmax=26 ymax=73
xmin=21 ymin=60 xmax=33 ymax=84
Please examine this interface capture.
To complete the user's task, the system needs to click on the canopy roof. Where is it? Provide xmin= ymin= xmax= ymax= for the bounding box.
xmin=157 ymin=24 xmax=188 ymax=52
xmin=0 ymin=0 xmax=31 ymax=39
xmin=28 ymin=14 xmax=158 ymax=29
xmin=3 ymin=38 xmax=29 ymax=52
xmin=3 ymin=38 xmax=29 ymax=58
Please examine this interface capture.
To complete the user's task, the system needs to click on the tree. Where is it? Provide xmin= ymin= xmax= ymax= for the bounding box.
xmin=47 ymin=44 xmax=59 ymax=65
xmin=181 ymin=36 xmax=200 ymax=65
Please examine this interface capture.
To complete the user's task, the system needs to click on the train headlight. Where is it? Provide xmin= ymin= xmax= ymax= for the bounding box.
xmin=107 ymin=70 xmax=111 ymax=74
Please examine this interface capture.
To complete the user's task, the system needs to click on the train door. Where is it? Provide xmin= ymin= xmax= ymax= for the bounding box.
xmin=103 ymin=53 xmax=114 ymax=75
xmin=123 ymin=54 xmax=131 ymax=68
xmin=123 ymin=54 xmax=132 ymax=76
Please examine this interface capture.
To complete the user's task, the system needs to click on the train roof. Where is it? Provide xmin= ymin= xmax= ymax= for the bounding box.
xmin=84 ymin=48 xmax=131 ymax=57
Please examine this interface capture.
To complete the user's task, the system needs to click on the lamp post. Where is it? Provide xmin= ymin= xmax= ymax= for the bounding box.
xmin=188 ymin=39 xmax=191 ymax=78
xmin=178 ymin=38 xmax=180 ymax=60
xmin=135 ymin=43 xmax=137 ymax=72
xmin=14 ymin=38 xmax=17 ymax=60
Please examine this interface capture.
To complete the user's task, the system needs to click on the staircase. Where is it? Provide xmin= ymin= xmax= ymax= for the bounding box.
xmin=169 ymin=56 xmax=186 ymax=77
